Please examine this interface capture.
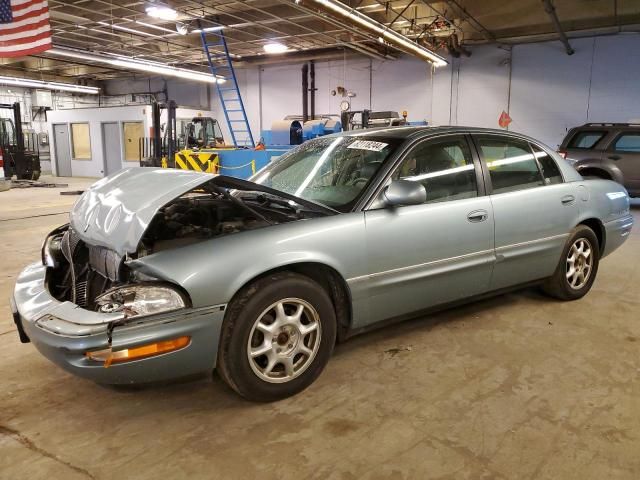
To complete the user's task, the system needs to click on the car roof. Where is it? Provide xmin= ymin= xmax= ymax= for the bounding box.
xmin=336 ymin=125 xmax=545 ymax=144
xmin=571 ymin=124 xmax=640 ymax=132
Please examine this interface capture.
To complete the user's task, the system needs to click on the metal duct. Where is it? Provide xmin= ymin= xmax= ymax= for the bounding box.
xmin=310 ymin=61 xmax=316 ymax=119
xmin=302 ymin=63 xmax=309 ymax=122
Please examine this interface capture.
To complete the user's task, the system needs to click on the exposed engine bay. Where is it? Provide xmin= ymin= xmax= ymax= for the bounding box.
xmin=44 ymin=187 xmax=318 ymax=310
xmin=140 ymin=193 xmax=289 ymax=254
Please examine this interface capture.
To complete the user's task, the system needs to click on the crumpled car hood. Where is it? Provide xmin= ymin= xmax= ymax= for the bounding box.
xmin=70 ymin=168 xmax=215 ymax=255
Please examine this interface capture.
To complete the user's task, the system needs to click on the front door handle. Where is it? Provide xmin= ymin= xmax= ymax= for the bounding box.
xmin=561 ymin=194 xmax=576 ymax=205
xmin=467 ymin=209 xmax=488 ymax=223
xmin=608 ymin=154 xmax=621 ymax=161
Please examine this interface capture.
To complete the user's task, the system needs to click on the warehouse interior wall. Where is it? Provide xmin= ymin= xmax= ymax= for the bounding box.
xmin=3 ymin=33 xmax=638 ymax=177
xmin=228 ymin=33 xmax=640 ymax=149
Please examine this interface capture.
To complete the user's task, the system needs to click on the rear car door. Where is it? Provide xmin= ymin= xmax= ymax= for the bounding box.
xmin=603 ymin=131 xmax=640 ymax=195
xmin=361 ymin=134 xmax=495 ymax=326
xmin=472 ymin=134 xmax=580 ymax=291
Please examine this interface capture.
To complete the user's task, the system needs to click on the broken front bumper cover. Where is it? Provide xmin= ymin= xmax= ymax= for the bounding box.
xmin=12 ymin=262 xmax=226 ymax=384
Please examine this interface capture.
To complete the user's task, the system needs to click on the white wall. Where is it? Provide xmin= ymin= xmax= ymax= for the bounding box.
xmin=48 ymin=105 xmax=149 ymax=177
xmin=432 ymin=33 xmax=640 ymax=148
xmin=239 ymin=33 xmax=640 ymax=149
xmin=371 ymin=56 xmax=431 ymax=121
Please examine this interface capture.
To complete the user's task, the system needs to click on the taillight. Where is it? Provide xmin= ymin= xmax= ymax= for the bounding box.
xmin=558 ymin=150 xmax=567 ymax=159
xmin=0 ymin=147 xmax=4 ymax=168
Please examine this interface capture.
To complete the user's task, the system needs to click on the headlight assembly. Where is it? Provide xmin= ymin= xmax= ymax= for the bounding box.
xmin=95 ymin=284 xmax=188 ymax=319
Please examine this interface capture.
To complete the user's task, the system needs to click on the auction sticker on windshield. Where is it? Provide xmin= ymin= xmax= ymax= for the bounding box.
xmin=347 ymin=140 xmax=389 ymax=152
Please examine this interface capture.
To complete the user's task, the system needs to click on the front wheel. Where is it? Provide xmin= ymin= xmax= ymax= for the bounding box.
xmin=216 ymin=272 xmax=336 ymax=402
xmin=542 ymin=225 xmax=600 ymax=301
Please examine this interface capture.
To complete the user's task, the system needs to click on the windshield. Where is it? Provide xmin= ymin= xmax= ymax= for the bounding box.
xmin=250 ymin=135 xmax=401 ymax=211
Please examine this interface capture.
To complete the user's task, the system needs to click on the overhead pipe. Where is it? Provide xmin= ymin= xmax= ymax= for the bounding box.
xmin=302 ymin=63 xmax=309 ymax=122
xmin=310 ymin=61 xmax=316 ymax=120
xmin=541 ymin=0 xmax=575 ymax=55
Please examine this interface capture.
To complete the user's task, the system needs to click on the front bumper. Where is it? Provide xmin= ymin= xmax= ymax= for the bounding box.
xmin=602 ymin=214 xmax=634 ymax=258
xmin=12 ymin=262 xmax=226 ymax=384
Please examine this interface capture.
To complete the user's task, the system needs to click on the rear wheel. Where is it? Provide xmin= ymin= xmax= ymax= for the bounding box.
xmin=216 ymin=272 xmax=336 ymax=402
xmin=543 ymin=225 xmax=600 ymax=300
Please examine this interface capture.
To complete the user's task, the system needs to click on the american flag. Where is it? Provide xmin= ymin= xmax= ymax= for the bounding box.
xmin=0 ymin=0 xmax=51 ymax=58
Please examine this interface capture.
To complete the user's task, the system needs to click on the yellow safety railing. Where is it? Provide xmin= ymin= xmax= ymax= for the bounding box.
xmin=160 ymin=157 xmax=255 ymax=175
xmin=218 ymin=160 xmax=256 ymax=175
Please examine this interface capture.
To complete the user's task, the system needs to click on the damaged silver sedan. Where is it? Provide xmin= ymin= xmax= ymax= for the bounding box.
xmin=11 ymin=127 xmax=633 ymax=401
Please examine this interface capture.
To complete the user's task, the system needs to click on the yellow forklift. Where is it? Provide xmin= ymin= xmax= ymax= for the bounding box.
xmin=145 ymin=101 xmax=223 ymax=173
xmin=173 ymin=115 xmax=229 ymax=172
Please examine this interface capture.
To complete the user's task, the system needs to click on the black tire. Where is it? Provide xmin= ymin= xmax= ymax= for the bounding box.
xmin=542 ymin=225 xmax=600 ymax=301
xmin=216 ymin=272 xmax=337 ymax=402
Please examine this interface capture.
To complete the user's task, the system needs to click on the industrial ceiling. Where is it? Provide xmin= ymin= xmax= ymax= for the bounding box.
xmin=2 ymin=0 xmax=639 ymax=83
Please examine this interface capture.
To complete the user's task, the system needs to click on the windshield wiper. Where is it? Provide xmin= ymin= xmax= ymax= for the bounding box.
xmin=239 ymin=194 xmax=318 ymax=219
xmin=210 ymin=175 xmax=338 ymax=216
xmin=205 ymin=184 xmax=274 ymax=225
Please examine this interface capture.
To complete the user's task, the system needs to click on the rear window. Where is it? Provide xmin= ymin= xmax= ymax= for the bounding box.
xmin=567 ymin=131 xmax=606 ymax=149
xmin=532 ymin=144 xmax=563 ymax=184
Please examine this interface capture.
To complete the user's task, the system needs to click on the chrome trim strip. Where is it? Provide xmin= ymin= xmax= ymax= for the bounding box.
xmin=348 ymin=232 xmax=570 ymax=284
xmin=495 ymin=233 xmax=569 ymax=252
xmin=347 ymin=248 xmax=494 ymax=284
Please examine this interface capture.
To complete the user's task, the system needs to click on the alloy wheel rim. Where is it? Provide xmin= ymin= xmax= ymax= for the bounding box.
xmin=566 ymin=238 xmax=593 ymax=290
xmin=247 ymin=298 xmax=321 ymax=383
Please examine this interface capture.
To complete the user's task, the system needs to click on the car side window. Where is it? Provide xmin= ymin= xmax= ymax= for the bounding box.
xmin=613 ymin=133 xmax=640 ymax=153
xmin=531 ymin=144 xmax=563 ymax=184
xmin=568 ymin=131 xmax=606 ymax=149
xmin=477 ymin=136 xmax=545 ymax=194
xmin=392 ymin=137 xmax=478 ymax=204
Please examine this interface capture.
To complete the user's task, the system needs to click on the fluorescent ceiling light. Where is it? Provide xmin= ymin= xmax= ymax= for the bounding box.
xmin=310 ymin=0 xmax=447 ymax=66
xmin=97 ymin=21 xmax=156 ymax=37
xmin=48 ymin=48 xmax=226 ymax=84
xmin=0 ymin=76 xmax=99 ymax=94
xmin=263 ymin=42 xmax=288 ymax=54
xmin=145 ymin=5 xmax=178 ymax=21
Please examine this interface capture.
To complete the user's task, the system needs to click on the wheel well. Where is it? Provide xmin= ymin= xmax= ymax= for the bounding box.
xmin=236 ymin=263 xmax=352 ymax=342
xmin=579 ymin=218 xmax=605 ymax=253
xmin=579 ymin=167 xmax=611 ymax=180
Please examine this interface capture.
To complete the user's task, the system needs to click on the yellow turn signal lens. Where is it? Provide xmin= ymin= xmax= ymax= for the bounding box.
xmin=86 ymin=336 xmax=190 ymax=367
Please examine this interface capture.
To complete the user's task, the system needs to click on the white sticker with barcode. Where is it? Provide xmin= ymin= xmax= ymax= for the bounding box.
xmin=347 ymin=140 xmax=388 ymax=152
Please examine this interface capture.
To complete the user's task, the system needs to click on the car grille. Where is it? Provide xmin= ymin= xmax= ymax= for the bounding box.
xmin=50 ymin=227 xmax=122 ymax=308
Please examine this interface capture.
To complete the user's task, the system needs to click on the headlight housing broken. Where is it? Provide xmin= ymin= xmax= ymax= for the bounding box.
xmin=95 ymin=284 xmax=187 ymax=319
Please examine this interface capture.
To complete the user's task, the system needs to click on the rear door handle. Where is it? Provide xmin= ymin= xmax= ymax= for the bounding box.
xmin=467 ymin=209 xmax=488 ymax=222
xmin=561 ymin=194 xmax=576 ymax=205
xmin=608 ymin=154 xmax=621 ymax=161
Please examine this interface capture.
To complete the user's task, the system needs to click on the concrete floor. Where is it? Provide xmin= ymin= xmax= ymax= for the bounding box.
xmin=0 ymin=175 xmax=638 ymax=480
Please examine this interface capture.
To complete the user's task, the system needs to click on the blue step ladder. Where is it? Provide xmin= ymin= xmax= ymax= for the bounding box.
xmin=198 ymin=23 xmax=255 ymax=148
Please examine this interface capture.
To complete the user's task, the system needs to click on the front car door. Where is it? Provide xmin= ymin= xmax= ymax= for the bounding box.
xmin=472 ymin=134 xmax=580 ymax=291
xmin=359 ymin=134 xmax=495 ymax=327
xmin=603 ymin=131 xmax=640 ymax=196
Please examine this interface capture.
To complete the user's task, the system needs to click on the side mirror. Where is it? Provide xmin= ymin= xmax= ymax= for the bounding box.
xmin=383 ymin=179 xmax=426 ymax=207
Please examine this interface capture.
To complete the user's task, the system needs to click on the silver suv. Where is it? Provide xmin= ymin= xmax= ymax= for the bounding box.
xmin=559 ymin=123 xmax=640 ymax=197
